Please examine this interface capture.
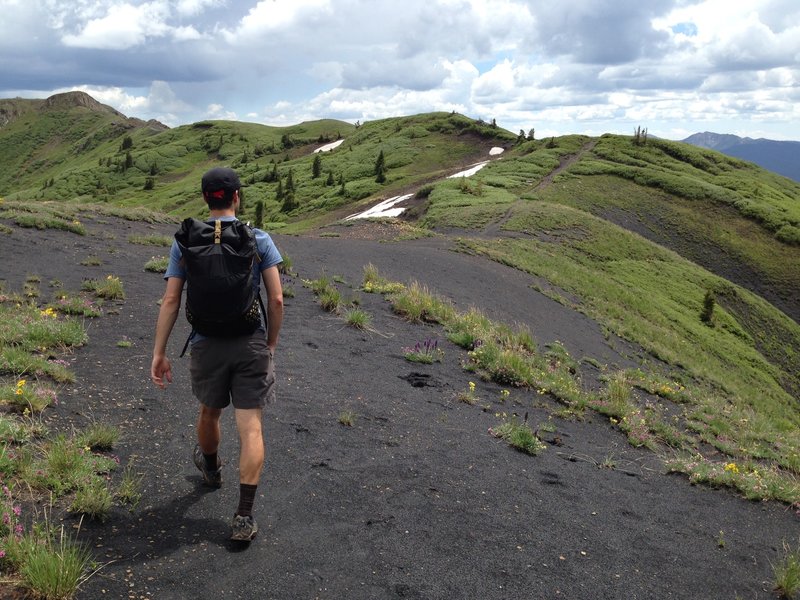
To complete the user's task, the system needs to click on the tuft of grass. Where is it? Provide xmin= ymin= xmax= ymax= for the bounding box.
xmin=128 ymin=234 xmax=172 ymax=246
xmin=344 ymin=307 xmax=371 ymax=329
xmin=403 ymin=338 xmax=444 ymax=364
xmin=319 ymin=287 xmax=342 ymax=313
xmin=77 ymin=422 xmax=119 ymax=451
xmin=390 ymin=281 xmax=455 ymax=323
xmin=0 ymin=379 xmax=57 ymax=413
xmin=16 ymin=525 xmax=93 ymax=599
xmin=278 ymin=253 xmax=293 ymax=275
xmin=116 ymin=461 xmax=143 ymax=509
xmin=144 ymin=256 xmax=169 ymax=273
xmin=69 ymin=479 xmax=113 ymax=521
xmin=362 ymin=263 xmax=405 ymax=294
xmin=81 ymin=275 xmax=125 ymax=300
xmin=79 ymin=256 xmax=102 ymax=266
xmin=338 ymin=410 xmax=356 ymax=426
xmin=773 ymin=541 xmax=800 ymax=599
xmin=490 ymin=415 xmax=546 ymax=455
xmin=50 ymin=293 xmax=102 ymax=318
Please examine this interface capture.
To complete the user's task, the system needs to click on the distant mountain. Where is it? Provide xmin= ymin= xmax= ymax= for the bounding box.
xmin=682 ymin=132 xmax=800 ymax=182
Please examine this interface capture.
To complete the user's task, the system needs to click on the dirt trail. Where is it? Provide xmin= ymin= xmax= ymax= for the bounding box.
xmin=483 ymin=140 xmax=597 ymax=237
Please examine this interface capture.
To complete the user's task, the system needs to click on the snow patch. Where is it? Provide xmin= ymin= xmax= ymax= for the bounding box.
xmin=489 ymin=147 xmax=504 ymax=155
xmin=345 ymin=194 xmax=414 ymax=220
xmin=314 ymin=139 xmax=344 ymax=153
xmin=448 ymin=162 xmax=488 ymax=178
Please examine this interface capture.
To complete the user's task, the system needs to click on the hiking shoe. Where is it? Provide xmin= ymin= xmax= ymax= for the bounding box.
xmin=192 ymin=444 xmax=222 ymax=488
xmin=231 ymin=514 xmax=258 ymax=542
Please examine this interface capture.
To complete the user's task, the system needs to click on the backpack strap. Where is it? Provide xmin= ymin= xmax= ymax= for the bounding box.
xmin=179 ymin=329 xmax=195 ymax=358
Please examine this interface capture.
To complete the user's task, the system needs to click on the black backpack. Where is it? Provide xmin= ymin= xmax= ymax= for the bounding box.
xmin=175 ymin=218 xmax=265 ymax=340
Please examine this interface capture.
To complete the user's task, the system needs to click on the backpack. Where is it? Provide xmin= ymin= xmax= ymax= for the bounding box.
xmin=174 ymin=218 xmax=265 ymax=339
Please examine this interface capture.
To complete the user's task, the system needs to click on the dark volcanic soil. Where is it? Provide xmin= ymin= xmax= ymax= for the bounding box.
xmin=0 ymin=214 xmax=797 ymax=600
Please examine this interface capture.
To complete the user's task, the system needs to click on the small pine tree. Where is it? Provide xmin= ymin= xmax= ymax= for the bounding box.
xmin=286 ymin=169 xmax=295 ymax=193
xmin=149 ymin=162 xmax=158 ymax=176
xmin=267 ymin=162 xmax=278 ymax=183
xmin=312 ymin=154 xmax=322 ymax=178
xmin=143 ymin=178 xmax=155 ymax=190
xmin=120 ymin=136 xmax=133 ymax=151
xmin=528 ymin=128 xmax=535 ymax=141
xmin=326 ymin=171 xmax=334 ymax=186
xmin=124 ymin=151 xmax=133 ymax=170
xmin=374 ymin=150 xmax=386 ymax=184
xmin=255 ymin=200 xmax=264 ymax=228
xmin=275 ymin=179 xmax=284 ymax=201
xmin=700 ymin=290 xmax=716 ymax=326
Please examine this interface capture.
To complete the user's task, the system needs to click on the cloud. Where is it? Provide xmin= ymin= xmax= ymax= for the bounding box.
xmin=526 ymin=0 xmax=676 ymax=64
xmin=2 ymin=0 xmax=799 ymax=140
xmin=61 ymin=2 xmax=171 ymax=49
xmin=59 ymin=80 xmax=192 ymax=125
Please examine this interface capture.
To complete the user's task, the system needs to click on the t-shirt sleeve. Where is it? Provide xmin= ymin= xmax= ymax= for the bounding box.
xmin=164 ymin=240 xmax=186 ymax=280
xmin=256 ymin=231 xmax=283 ymax=271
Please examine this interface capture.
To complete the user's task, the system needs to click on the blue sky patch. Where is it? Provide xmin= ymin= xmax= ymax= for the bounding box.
xmin=672 ymin=22 xmax=699 ymax=36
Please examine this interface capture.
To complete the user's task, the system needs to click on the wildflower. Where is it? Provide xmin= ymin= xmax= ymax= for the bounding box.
xmin=724 ymin=462 xmax=739 ymax=474
xmin=0 ymin=550 xmax=5 ymax=559
xmin=39 ymin=307 xmax=57 ymax=318
xmin=468 ymin=381 xmax=476 ymax=393
xmin=2 ymin=513 xmax=9 ymax=525
xmin=12 ymin=506 xmax=20 ymax=517
xmin=16 ymin=379 xmax=26 ymax=389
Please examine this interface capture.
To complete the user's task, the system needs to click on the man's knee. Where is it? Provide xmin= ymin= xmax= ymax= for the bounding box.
xmin=199 ymin=405 xmax=223 ymax=422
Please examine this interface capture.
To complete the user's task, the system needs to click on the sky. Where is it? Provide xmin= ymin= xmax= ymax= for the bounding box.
xmin=1 ymin=0 xmax=799 ymax=140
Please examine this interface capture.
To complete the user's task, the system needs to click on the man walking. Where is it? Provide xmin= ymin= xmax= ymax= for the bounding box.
xmin=151 ymin=166 xmax=283 ymax=542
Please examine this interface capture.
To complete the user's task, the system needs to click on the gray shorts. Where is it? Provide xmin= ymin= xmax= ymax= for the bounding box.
xmin=189 ymin=332 xmax=275 ymax=409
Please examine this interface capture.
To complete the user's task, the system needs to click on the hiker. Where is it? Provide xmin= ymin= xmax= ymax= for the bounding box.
xmin=150 ymin=166 xmax=284 ymax=542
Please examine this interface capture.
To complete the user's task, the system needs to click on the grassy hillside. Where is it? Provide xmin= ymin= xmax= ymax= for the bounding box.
xmin=0 ymin=96 xmax=515 ymax=229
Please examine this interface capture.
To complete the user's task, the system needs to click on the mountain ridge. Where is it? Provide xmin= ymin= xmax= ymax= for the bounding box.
xmin=682 ymin=131 xmax=800 ymax=181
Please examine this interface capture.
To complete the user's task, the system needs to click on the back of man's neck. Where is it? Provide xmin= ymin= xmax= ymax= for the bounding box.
xmin=208 ymin=209 xmax=236 ymax=219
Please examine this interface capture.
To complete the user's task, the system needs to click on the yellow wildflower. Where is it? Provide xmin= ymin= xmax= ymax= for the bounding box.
xmin=724 ymin=462 xmax=739 ymax=474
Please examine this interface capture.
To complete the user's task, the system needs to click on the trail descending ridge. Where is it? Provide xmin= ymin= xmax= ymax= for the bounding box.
xmin=483 ymin=140 xmax=597 ymax=237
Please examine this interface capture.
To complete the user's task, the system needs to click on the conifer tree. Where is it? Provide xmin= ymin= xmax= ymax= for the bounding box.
xmin=374 ymin=150 xmax=386 ymax=184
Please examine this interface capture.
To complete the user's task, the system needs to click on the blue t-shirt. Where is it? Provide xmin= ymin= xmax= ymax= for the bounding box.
xmin=165 ymin=216 xmax=282 ymax=338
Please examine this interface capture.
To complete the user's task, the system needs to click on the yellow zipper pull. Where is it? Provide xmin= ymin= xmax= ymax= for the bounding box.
xmin=214 ymin=219 xmax=221 ymax=244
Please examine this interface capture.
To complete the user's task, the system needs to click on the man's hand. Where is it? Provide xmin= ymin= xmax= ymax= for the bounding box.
xmin=151 ymin=355 xmax=173 ymax=389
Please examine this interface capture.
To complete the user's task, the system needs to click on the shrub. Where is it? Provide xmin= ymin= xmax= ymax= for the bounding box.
xmin=700 ymin=290 xmax=715 ymax=325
